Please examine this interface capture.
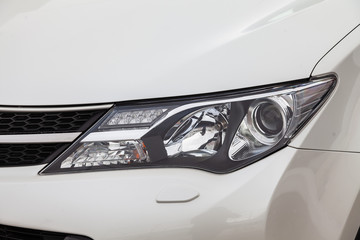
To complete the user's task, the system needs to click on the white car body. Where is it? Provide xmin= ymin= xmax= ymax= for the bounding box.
xmin=0 ymin=0 xmax=360 ymax=239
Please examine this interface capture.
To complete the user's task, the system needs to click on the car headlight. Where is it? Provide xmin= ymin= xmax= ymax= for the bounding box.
xmin=40 ymin=75 xmax=336 ymax=174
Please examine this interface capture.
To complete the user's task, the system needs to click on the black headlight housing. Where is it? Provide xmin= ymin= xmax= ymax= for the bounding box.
xmin=40 ymin=74 xmax=336 ymax=175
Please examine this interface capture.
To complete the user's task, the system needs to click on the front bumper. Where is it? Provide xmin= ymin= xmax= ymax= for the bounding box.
xmin=0 ymin=147 xmax=359 ymax=240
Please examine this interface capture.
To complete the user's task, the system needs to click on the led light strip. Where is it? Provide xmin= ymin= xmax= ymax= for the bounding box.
xmin=82 ymin=130 xmax=148 ymax=142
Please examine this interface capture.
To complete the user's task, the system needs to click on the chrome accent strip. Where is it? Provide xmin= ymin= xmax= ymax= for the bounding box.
xmin=0 ymin=132 xmax=81 ymax=143
xmin=0 ymin=104 xmax=113 ymax=112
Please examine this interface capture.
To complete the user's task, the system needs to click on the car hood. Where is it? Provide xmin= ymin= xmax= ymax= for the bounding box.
xmin=0 ymin=0 xmax=359 ymax=106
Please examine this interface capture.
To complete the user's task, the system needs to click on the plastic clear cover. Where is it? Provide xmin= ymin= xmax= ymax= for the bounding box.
xmin=41 ymin=75 xmax=336 ymax=174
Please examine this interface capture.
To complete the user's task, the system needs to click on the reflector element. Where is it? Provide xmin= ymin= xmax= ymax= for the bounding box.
xmin=60 ymin=140 xmax=149 ymax=168
xmin=164 ymin=104 xmax=230 ymax=157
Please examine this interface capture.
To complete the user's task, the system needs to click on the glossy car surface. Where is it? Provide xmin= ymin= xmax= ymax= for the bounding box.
xmin=0 ymin=0 xmax=359 ymax=239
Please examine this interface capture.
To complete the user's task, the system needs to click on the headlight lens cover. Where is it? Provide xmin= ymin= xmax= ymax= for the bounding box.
xmin=41 ymin=75 xmax=336 ymax=174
